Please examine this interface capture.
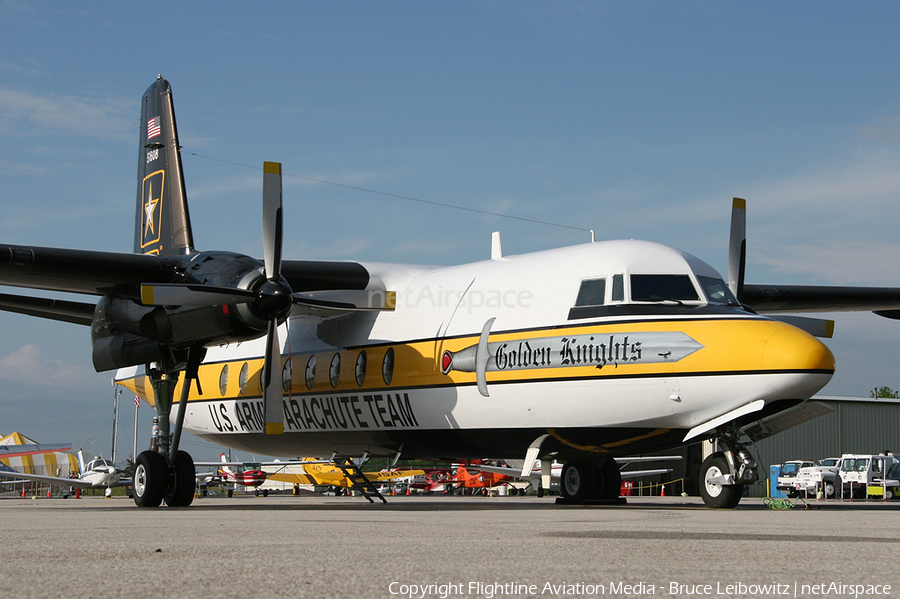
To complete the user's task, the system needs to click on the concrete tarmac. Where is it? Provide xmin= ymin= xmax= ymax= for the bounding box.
xmin=1 ymin=493 xmax=898 ymax=599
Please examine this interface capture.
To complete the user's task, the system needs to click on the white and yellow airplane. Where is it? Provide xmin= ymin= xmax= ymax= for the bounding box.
xmin=0 ymin=450 xmax=129 ymax=496
xmin=2 ymin=76 xmax=900 ymax=509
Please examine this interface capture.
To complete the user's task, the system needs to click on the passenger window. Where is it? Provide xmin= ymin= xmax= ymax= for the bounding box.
xmin=631 ymin=274 xmax=700 ymax=302
xmin=574 ymin=278 xmax=606 ymax=307
xmin=612 ymin=274 xmax=624 ymax=302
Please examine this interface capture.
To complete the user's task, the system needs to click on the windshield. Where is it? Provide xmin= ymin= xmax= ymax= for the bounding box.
xmin=841 ymin=458 xmax=870 ymax=472
xmin=820 ymin=459 xmax=838 ymax=467
xmin=781 ymin=463 xmax=802 ymax=476
xmin=697 ymin=276 xmax=741 ymax=306
xmin=888 ymin=463 xmax=900 ymax=479
xmin=630 ymin=274 xmax=699 ymax=303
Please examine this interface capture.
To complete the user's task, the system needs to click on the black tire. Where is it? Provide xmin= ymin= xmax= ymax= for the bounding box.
xmin=596 ymin=458 xmax=622 ymax=500
xmin=164 ymin=450 xmax=195 ymax=507
xmin=699 ymin=453 xmax=742 ymax=509
xmin=561 ymin=459 xmax=598 ymax=503
xmin=133 ymin=450 xmax=166 ymax=508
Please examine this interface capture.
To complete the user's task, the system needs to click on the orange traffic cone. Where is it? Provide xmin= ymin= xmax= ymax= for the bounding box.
xmin=406 ymin=486 xmax=411 ymax=496
xmin=47 ymin=489 xmax=52 ymax=498
xmin=660 ymin=484 xmax=665 ymax=497
xmin=75 ymin=487 xmax=80 ymax=499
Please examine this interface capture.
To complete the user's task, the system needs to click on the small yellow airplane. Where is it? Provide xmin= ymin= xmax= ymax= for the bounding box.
xmin=263 ymin=458 xmax=424 ymax=490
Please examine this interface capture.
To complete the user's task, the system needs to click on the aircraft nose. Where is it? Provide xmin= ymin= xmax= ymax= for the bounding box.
xmin=761 ymin=323 xmax=835 ymax=372
xmin=761 ymin=322 xmax=835 ymax=396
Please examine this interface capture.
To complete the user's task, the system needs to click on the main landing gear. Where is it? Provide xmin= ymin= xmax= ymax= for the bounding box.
xmin=558 ymin=458 xmax=623 ymax=504
xmin=133 ymin=350 xmax=204 ymax=508
xmin=698 ymin=430 xmax=759 ymax=509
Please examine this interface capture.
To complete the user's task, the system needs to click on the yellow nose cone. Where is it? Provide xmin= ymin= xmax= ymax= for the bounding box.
xmin=761 ymin=323 xmax=836 ymax=373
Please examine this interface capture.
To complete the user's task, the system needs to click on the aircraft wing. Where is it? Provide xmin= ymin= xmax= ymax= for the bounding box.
xmin=0 ymin=244 xmax=181 ymax=298
xmin=0 ymin=244 xmax=374 ymax=324
xmin=0 ymin=443 xmax=73 ymax=458
xmin=362 ymin=469 xmax=426 ymax=482
xmin=743 ymin=284 xmax=900 ymax=316
xmin=0 ymin=469 xmax=99 ymax=489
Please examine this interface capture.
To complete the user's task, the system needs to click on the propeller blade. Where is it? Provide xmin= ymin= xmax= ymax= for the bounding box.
xmin=728 ymin=197 xmax=746 ymax=302
xmin=140 ymin=284 xmax=256 ymax=306
xmin=263 ymin=318 xmax=284 ymax=435
xmin=262 ymin=162 xmax=283 ymax=282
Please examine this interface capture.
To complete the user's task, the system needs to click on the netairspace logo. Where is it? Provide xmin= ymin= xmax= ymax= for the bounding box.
xmin=387 ymin=580 xmax=893 ymax=598
xmin=399 ymin=286 xmax=533 ymax=314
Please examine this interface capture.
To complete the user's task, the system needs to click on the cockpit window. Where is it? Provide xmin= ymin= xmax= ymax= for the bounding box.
xmin=574 ymin=278 xmax=606 ymax=307
xmin=697 ymin=276 xmax=741 ymax=306
xmin=630 ymin=274 xmax=699 ymax=303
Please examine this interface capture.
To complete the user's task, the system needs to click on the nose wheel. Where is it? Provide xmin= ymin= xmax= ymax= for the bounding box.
xmin=699 ymin=453 xmax=743 ymax=508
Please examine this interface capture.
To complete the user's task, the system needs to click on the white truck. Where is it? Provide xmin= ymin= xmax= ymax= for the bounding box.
xmin=835 ymin=453 xmax=899 ymax=499
xmin=776 ymin=460 xmax=814 ymax=498
xmin=793 ymin=458 xmax=840 ymax=498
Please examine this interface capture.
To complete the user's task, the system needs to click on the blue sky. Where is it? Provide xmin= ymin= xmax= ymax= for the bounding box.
xmin=1 ymin=1 xmax=900 ymax=462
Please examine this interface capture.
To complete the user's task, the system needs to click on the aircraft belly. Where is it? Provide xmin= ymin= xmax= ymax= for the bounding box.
xmin=180 ymin=368 xmax=825 ymax=459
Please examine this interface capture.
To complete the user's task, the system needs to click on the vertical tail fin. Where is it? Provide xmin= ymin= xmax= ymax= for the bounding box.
xmin=135 ymin=76 xmax=194 ymax=256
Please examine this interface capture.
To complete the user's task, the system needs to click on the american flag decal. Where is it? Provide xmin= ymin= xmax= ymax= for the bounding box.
xmin=147 ymin=116 xmax=161 ymax=140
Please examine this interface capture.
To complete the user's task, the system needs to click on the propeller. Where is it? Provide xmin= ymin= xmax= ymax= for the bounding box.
xmin=140 ymin=162 xmax=292 ymax=435
xmin=261 ymin=162 xmax=288 ymax=435
xmin=726 ymin=198 xmax=834 ymax=338
xmin=728 ymin=197 xmax=746 ymax=303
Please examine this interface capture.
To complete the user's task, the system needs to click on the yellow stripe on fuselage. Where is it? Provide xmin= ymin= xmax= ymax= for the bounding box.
xmin=116 ymin=317 xmax=834 ymax=405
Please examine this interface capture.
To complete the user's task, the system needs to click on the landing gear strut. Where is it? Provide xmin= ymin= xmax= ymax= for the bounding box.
xmin=698 ymin=428 xmax=758 ymax=509
xmin=133 ymin=349 xmax=204 ymax=508
xmin=559 ymin=458 xmax=622 ymax=504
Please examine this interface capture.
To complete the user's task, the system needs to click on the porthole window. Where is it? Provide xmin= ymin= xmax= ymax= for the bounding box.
xmin=355 ymin=351 xmax=367 ymax=387
xmin=282 ymin=358 xmax=292 ymax=393
xmin=239 ymin=363 xmax=249 ymax=395
xmin=382 ymin=347 xmax=394 ymax=386
xmin=329 ymin=353 xmax=341 ymax=388
xmin=219 ymin=364 xmax=229 ymax=396
xmin=305 ymin=355 xmax=316 ymax=390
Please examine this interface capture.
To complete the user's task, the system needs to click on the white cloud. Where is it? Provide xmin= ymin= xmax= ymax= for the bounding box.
xmin=0 ymin=344 xmax=82 ymax=386
xmin=753 ymin=241 xmax=900 ymax=285
xmin=0 ymin=86 xmax=132 ymax=141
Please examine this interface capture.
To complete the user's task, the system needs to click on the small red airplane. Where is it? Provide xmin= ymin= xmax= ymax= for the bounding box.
xmin=454 ymin=460 xmax=516 ymax=490
xmin=195 ymin=454 xmax=270 ymax=497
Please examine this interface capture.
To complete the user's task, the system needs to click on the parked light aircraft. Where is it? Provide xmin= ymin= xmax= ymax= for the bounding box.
xmin=3 ymin=76 xmax=900 ymax=509
xmin=195 ymin=454 xmax=269 ymax=496
xmin=0 ymin=450 xmax=129 ymax=495
xmin=263 ymin=457 xmax=425 ymax=489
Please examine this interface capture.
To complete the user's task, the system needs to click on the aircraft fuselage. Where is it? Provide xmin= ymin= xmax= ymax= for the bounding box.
xmin=117 ymin=239 xmax=835 ymax=461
